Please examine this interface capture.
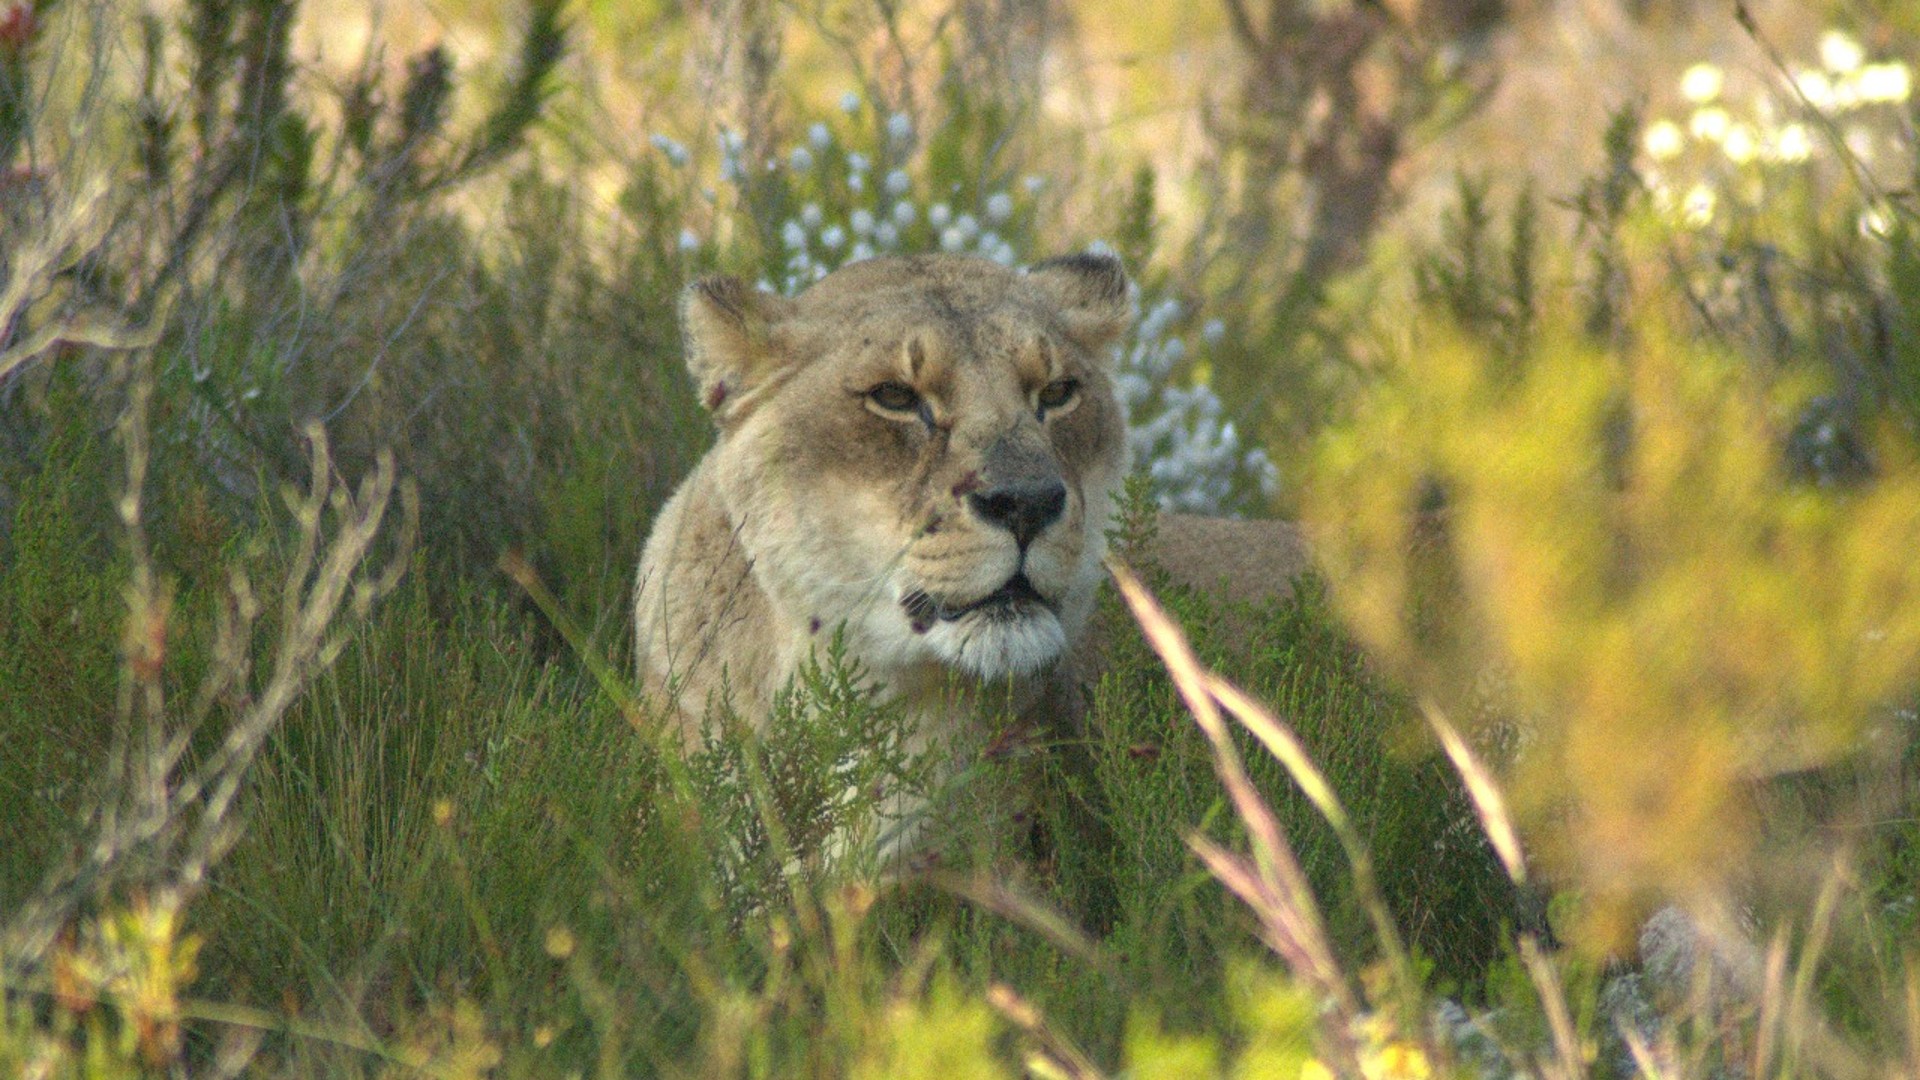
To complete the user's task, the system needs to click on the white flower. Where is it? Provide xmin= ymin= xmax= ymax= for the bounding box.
xmin=1202 ymin=318 xmax=1226 ymax=344
xmin=820 ymin=224 xmax=846 ymax=250
xmin=1689 ymin=106 xmax=1730 ymax=141
xmin=1773 ymin=122 xmax=1813 ymax=162
xmin=1086 ymin=238 xmax=1117 ymax=258
xmin=848 ymin=173 xmax=865 ymax=194
xmin=1845 ymin=125 xmax=1875 ymax=162
xmin=850 ymin=208 xmax=875 ymax=236
xmin=1022 ymin=174 xmax=1046 ymax=194
xmin=1794 ymin=69 xmax=1835 ymax=110
xmin=1145 ymin=345 xmax=1173 ymax=379
xmin=953 ymin=213 xmax=979 ymax=242
xmin=649 ymin=133 xmax=690 ymax=167
xmin=892 ymin=201 xmax=917 ymax=227
xmin=939 ymin=226 xmax=965 ymax=251
xmin=1680 ymin=63 xmax=1724 ymax=104
xmin=1681 ymin=183 xmax=1716 ymax=228
xmin=1820 ymin=30 xmax=1864 ymax=74
xmin=986 ymin=241 xmax=1016 ymax=266
xmin=840 ymin=90 xmax=862 ymax=114
xmin=849 ymin=241 xmax=875 ymax=262
xmin=1252 ymin=452 xmax=1279 ymax=496
xmin=874 ymin=221 xmax=899 ymax=247
xmin=782 ymin=220 xmax=807 ymax=249
xmin=677 ymin=228 xmax=699 ymax=252
xmin=809 ymin=122 xmax=832 ymax=150
xmin=847 ymin=151 xmax=870 ymax=173
xmin=789 ymin=146 xmax=814 ymax=171
xmin=1139 ymin=297 xmax=1179 ymax=340
xmin=801 ymin=203 xmax=824 ymax=228
xmin=1722 ymin=123 xmax=1758 ymax=164
xmin=1643 ymin=119 xmax=1685 ymax=161
xmin=1857 ymin=62 xmax=1912 ymax=104
xmin=985 ymin=192 xmax=1014 ymax=222
xmin=887 ymin=111 xmax=914 ymax=144
xmin=929 ymin=202 xmax=952 ymax=228
xmin=885 ymin=169 xmax=911 ymax=196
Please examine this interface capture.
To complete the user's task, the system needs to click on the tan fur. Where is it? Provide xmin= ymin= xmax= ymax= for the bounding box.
xmin=634 ymin=253 xmax=1310 ymax=750
xmin=1146 ymin=513 xmax=1312 ymax=604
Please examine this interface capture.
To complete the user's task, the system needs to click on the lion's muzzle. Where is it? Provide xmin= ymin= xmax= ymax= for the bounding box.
xmin=966 ymin=478 xmax=1066 ymax=547
xmin=901 ymin=571 xmax=1051 ymax=634
xmin=966 ymin=428 xmax=1070 ymax=547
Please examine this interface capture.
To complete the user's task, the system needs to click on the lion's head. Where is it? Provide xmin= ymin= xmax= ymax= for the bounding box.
xmin=659 ymin=252 xmax=1131 ymax=699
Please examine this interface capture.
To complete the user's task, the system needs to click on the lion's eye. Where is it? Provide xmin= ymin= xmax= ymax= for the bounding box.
xmin=867 ymin=381 xmax=922 ymax=414
xmin=1037 ymin=378 xmax=1080 ymax=415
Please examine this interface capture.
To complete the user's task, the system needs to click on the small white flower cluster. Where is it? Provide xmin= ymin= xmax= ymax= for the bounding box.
xmin=649 ymin=92 xmax=1280 ymax=514
xmin=1113 ymin=291 xmax=1280 ymax=513
xmin=1638 ymin=32 xmax=1913 ymax=235
xmin=1798 ymin=31 xmax=1912 ymax=111
xmin=672 ymin=106 xmax=1028 ymax=293
xmin=648 ymin=133 xmax=691 ymax=168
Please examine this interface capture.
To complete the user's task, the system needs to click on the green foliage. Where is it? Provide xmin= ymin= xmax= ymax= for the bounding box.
xmin=847 ymin=979 xmax=1012 ymax=1080
xmin=1311 ymin=310 xmax=1920 ymax=936
xmin=8 ymin=2 xmax=1920 ymax=1077
xmin=0 ymin=423 xmax=121 ymax=909
xmin=1416 ymin=176 xmax=1541 ymax=364
xmin=1054 ymin=566 xmax=1512 ymax=1012
xmin=0 ymin=897 xmax=203 ymax=1079
xmin=182 ymin=582 xmax=959 ymax=1073
xmin=685 ymin=633 xmax=934 ymax=912
xmin=3 ymin=0 xmax=692 ymax=634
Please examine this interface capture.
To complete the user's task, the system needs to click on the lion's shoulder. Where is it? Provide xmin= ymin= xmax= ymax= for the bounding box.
xmin=1143 ymin=513 xmax=1312 ymax=606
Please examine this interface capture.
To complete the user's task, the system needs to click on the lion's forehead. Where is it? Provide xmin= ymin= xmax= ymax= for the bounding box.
xmin=796 ymin=253 xmax=1030 ymax=305
xmin=791 ymin=295 xmax=1050 ymax=360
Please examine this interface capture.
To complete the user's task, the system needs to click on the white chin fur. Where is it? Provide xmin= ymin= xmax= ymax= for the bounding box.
xmin=922 ymin=609 xmax=1068 ymax=680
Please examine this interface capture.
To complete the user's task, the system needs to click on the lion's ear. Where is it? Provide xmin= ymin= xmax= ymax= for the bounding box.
xmin=1028 ymin=252 xmax=1133 ymax=354
xmin=681 ymin=275 xmax=797 ymax=427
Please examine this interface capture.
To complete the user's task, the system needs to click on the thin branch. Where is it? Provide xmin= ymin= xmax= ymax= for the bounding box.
xmin=1219 ymin=0 xmax=1263 ymax=53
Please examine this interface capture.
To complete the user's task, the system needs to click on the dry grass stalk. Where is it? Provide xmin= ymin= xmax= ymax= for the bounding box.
xmin=1423 ymin=698 xmax=1527 ymax=886
xmin=1518 ymin=934 xmax=1584 ymax=1080
xmin=1204 ymin=670 xmax=1417 ymax=1007
xmin=1107 ymin=558 xmax=1363 ymax=1047
xmin=4 ymin=353 xmax=417 ymax=967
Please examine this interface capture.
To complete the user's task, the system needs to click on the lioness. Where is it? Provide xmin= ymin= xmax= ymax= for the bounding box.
xmin=634 ymin=252 xmax=1308 ymax=756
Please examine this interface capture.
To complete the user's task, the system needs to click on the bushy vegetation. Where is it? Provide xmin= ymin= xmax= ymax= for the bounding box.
xmin=3 ymin=0 xmax=1919 ymax=1075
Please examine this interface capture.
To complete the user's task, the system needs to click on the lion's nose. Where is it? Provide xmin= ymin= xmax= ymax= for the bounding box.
xmin=968 ymin=478 xmax=1067 ymax=548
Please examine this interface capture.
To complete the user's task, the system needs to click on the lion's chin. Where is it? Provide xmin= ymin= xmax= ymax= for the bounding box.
xmin=921 ymin=607 xmax=1068 ymax=681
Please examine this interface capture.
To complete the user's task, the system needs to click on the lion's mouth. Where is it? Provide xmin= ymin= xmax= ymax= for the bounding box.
xmin=904 ymin=573 xmax=1050 ymax=631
